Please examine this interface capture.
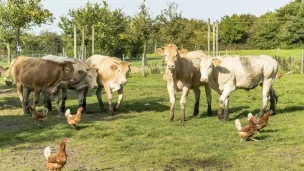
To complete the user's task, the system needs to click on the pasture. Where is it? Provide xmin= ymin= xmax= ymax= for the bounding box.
xmin=1 ymin=57 xmax=304 ymax=170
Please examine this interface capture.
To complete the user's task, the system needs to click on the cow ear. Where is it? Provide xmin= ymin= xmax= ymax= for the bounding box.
xmin=110 ymin=64 xmax=118 ymax=71
xmin=78 ymin=69 xmax=87 ymax=76
xmin=179 ymin=49 xmax=188 ymax=57
xmin=212 ymin=58 xmax=222 ymax=66
xmin=156 ymin=48 xmax=164 ymax=55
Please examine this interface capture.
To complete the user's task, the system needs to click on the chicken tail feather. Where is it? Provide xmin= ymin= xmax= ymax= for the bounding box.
xmin=65 ymin=109 xmax=71 ymax=118
xmin=247 ymin=113 xmax=253 ymax=120
xmin=44 ymin=146 xmax=51 ymax=160
xmin=235 ymin=119 xmax=242 ymax=131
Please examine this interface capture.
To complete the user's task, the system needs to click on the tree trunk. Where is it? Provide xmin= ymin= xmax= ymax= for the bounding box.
xmin=6 ymin=43 xmax=11 ymax=64
xmin=16 ymin=27 xmax=20 ymax=57
xmin=141 ymin=42 xmax=147 ymax=77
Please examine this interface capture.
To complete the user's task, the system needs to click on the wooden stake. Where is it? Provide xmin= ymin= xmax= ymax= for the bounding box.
xmin=74 ymin=25 xmax=77 ymax=59
xmin=208 ymin=18 xmax=210 ymax=56
xmin=213 ymin=22 xmax=215 ymax=57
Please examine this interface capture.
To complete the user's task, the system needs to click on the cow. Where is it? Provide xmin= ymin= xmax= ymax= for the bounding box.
xmin=12 ymin=56 xmax=75 ymax=114
xmin=199 ymin=55 xmax=278 ymax=121
xmin=85 ymin=55 xmax=130 ymax=115
xmin=156 ymin=44 xmax=212 ymax=122
xmin=1 ymin=66 xmax=14 ymax=86
xmin=42 ymin=55 xmax=98 ymax=115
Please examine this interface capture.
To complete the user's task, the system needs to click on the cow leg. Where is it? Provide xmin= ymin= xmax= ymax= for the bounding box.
xmin=180 ymin=86 xmax=190 ymax=122
xmin=53 ymin=91 xmax=62 ymax=115
xmin=269 ymin=88 xmax=277 ymax=114
xmin=259 ymin=79 xmax=272 ymax=117
xmin=96 ymin=85 xmax=107 ymax=114
xmin=16 ymin=83 xmax=27 ymax=114
xmin=167 ymin=83 xmax=176 ymax=122
xmin=43 ymin=93 xmax=52 ymax=111
xmin=33 ymin=89 xmax=42 ymax=110
xmin=60 ymin=85 xmax=68 ymax=113
xmin=114 ymin=85 xmax=123 ymax=111
xmin=104 ymin=85 xmax=114 ymax=115
xmin=223 ymin=97 xmax=230 ymax=120
xmin=218 ymin=89 xmax=233 ymax=121
xmin=82 ymin=87 xmax=89 ymax=114
xmin=23 ymin=87 xmax=31 ymax=114
xmin=204 ymin=84 xmax=212 ymax=117
xmin=77 ymin=88 xmax=85 ymax=111
xmin=192 ymin=88 xmax=200 ymax=116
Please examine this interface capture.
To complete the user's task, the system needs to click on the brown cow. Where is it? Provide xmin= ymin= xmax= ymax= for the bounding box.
xmin=12 ymin=56 xmax=75 ymax=114
xmin=86 ymin=55 xmax=130 ymax=115
xmin=156 ymin=44 xmax=212 ymax=122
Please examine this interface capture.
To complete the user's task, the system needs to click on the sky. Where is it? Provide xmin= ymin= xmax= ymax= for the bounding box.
xmin=34 ymin=0 xmax=293 ymax=34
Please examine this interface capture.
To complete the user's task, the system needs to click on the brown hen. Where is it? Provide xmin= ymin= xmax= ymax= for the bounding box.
xmin=65 ymin=107 xmax=83 ymax=127
xmin=235 ymin=117 xmax=258 ymax=142
xmin=28 ymin=106 xmax=48 ymax=122
xmin=44 ymin=138 xmax=69 ymax=171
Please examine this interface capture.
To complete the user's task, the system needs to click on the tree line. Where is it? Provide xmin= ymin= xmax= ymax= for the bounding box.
xmin=1 ymin=0 xmax=303 ymax=61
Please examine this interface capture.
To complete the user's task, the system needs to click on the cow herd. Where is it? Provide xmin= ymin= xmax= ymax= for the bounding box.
xmin=1 ymin=43 xmax=278 ymax=122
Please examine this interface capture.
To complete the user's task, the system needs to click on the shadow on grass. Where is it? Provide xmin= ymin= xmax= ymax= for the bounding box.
xmin=171 ymin=157 xmax=232 ymax=170
xmin=85 ymin=97 xmax=169 ymax=115
xmin=199 ymin=105 xmax=250 ymax=119
xmin=0 ymin=96 xmax=21 ymax=110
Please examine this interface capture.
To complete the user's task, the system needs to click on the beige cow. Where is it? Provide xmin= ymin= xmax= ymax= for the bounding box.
xmin=199 ymin=55 xmax=278 ymax=120
xmin=42 ymin=55 xmax=98 ymax=115
xmin=12 ymin=56 xmax=75 ymax=114
xmin=86 ymin=55 xmax=130 ymax=115
xmin=1 ymin=66 xmax=13 ymax=86
xmin=156 ymin=44 xmax=212 ymax=122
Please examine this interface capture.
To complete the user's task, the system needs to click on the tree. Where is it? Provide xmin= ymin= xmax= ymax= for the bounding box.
xmin=219 ymin=14 xmax=257 ymax=49
xmin=59 ymin=1 xmax=128 ymax=57
xmin=0 ymin=0 xmax=53 ymax=62
xmin=156 ymin=2 xmax=184 ymax=47
xmin=124 ymin=0 xmax=153 ymax=76
xmin=248 ymin=12 xmax=280 ymax=49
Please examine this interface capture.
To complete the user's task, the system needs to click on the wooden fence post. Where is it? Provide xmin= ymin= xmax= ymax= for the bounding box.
xmin=301 ymin=51 xmax=304 ymax=74
xmin=207 ymin=18 xmax=210 ymax=56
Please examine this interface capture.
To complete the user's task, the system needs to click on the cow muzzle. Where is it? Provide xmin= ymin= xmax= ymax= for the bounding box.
xmin=167 ymin=64 xmax=175 ymax=70
xmin=200 ymin=78 xmax=208 ymax=83
xmin=70 ymin=77 xmax=77 ymax=82
xmin=120 ymin=80 xmax=128 ymax=85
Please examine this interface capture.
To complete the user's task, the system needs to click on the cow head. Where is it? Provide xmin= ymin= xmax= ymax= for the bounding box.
xmin=200 ymin=57 xmax=221 ymax=83
xmin=78 ymin=65 xmax=98 ymax=89
xmin=59 ymin=61 xmax=76 ymax=83
xmin=2 ymin=67 xmax=13 ymax=86
xmin=156 ymin=44 xmax=188 ymax=70
xmin=110 ymin=61 xmax=130 ymax=85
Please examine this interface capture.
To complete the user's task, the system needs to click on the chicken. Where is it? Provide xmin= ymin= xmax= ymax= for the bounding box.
xmin=65 ymin=107 xmax=83 ymax=127
xmin=276 ymin=70 xmax=293 ymax=79
xmin=44 ymin=138 xmax=69 ymax=171
xmin=235 ymin=117 xmax=258 ymax=142
xmin=248 ymin=110 xmax=273 ymax=131
xmin=28 ymin=106 xmax=48 ymax=122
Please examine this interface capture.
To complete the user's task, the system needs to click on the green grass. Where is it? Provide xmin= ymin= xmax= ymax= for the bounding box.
xmin=1 ymin=63 xmax=304 ymax=170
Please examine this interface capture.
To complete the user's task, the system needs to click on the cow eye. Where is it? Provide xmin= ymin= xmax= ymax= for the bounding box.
xmin=65 ymin=68 xmax=70 ymax=72
xmin=209 ymin=65 xmax=212 ymax=68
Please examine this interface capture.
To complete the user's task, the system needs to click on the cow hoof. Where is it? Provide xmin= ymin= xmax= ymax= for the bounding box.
xmin=193 ymin=110 xmax=199 ymax=116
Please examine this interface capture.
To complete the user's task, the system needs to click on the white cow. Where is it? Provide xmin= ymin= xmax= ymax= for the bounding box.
xmin=42 ymin=55 xmax=98 ymax=114
xmin=199 ymin=55 xmax=278 ymax=120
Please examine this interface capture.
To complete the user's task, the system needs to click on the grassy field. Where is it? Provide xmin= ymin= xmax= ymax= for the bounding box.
xmin=1 ymin=67 xmax=304 ymax=170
